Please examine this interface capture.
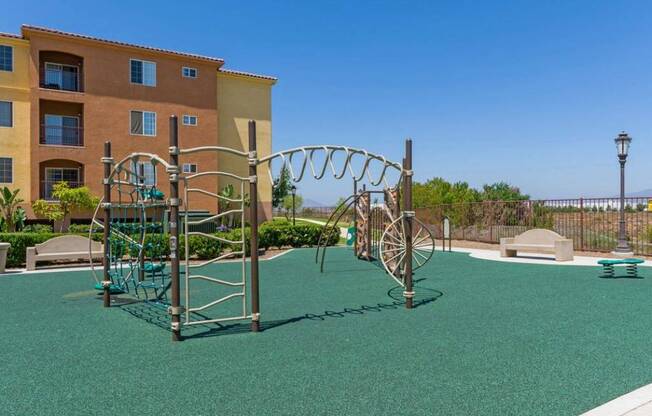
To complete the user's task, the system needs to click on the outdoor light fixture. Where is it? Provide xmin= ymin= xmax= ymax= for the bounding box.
xmin=613 ymin=131 xmax=633 ymax=256
xmin=615 ymin=131 xmax=632 ymax=159
xmin=290 ymin=185 xmax=297 ymax=225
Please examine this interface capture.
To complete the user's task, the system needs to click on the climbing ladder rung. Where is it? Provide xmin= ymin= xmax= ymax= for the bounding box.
xmin=189 ymin=251 xmax=245 ymax=269
xmin=187 ymin=231 xmax=243 ymax=245
xmin=184 ymin=314 xmax=252 ymax=326
xmin=188 ymin=292 xmax=244 ymax=313
xmin=187 ymin=209 xmax=243 ymax=225
xmin=188 ymin=274 xmax=245 ymax=287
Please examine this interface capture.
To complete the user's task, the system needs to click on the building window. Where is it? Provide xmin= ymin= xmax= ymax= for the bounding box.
xmin=182 ymin=66 xmax=197 ymax=78
xmin=130 ymin=59 xmax=156 ymax=86
xmin=182 ymin=115 xmax=198 ymax=126
xmin=43 ymin=115 xmax=81 ymax=146
xmin=44 ymin=63 xmax=80 ymax=91
xmin=131 ymin=161 xmax=157 ymax=186
xmin=182 ymin=163 xmax=197 ymax=173
xmin=130 ymin=111 xmax=156 ymax=136
xmin=0 ymin=101 xmax=12 ymax=127
xmin=0 ymin=158 xmax=12 ymax=183
xmin=0 ymin=45 xmax=12 ymax=72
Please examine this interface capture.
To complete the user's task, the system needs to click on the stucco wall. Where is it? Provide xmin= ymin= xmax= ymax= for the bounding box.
xmin=0 ymin=35 xmax=30 ymax=201
xmin=216 ymin=72 xmax=274 ymax=221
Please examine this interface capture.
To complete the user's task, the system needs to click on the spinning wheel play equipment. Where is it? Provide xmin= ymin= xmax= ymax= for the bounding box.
xmin=94 ymin=115 xmax=434 ymax=341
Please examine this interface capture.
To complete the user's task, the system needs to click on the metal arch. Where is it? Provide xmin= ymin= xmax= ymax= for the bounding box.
xmin=178 ymin=146 xmax=249 ymax=158
xmin=107 ymin=152 xmax=171 ymax=183
xmin=257 ymin=145 xmax=404 ymax=187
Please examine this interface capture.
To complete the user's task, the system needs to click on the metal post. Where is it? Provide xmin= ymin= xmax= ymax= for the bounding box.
xmin=248 ymin=120 xmax=261 ymax=332
xmin=353 ymin=180 xmax=358 ymax=255
xmin=292 ymin=192 xmax=296 ymax=225
xmin=614 ymin=159 xmax=631 ymax=253
xmin=138 ymin=163 xmax=145 ymax=282
xmin=168 ymin=116 xmax=182 ymax=341
xmin=102 ymin=141 xmax=112 ymax=308
xmin=403 ymin=139 xmax=414 ymax=309
xmin=579 ymin=197 xmax=584 ymax=251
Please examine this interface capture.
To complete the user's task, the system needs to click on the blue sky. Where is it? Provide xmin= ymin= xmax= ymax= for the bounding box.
xmin=3 ymin=1 xmax=652 ymax=204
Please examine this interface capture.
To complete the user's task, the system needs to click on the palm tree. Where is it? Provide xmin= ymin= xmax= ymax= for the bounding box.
xmin=0 ymin=187 xmax=24 ymax=232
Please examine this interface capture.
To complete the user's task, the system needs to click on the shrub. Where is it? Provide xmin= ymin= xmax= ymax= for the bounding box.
xmin=259 ymin=220 xmax=338 ymax=249
xmin=69 ymin=223 xmax=96 ymax=234
xmin=22 ymin=223 xmax=54 ymax=233
xmin=0 ymin=233 xmax=62 ymax=267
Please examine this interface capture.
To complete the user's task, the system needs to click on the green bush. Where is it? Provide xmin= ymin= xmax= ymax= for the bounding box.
xmin=0 ymin=222 xmax=340 ymax=267
xmin=69 ymin=223 xmax=96 ymax=234
xmin=0 ymin=233 xmax=62 ymax=267
xmin=22 ymin=224 xmax=54 ymax=233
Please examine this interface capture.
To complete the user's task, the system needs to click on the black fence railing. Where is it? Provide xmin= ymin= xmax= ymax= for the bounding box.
xmin=417 ymin=197 xmax=652 ymax=255
xmin=40 ymin=124 xmax=84 ymax=146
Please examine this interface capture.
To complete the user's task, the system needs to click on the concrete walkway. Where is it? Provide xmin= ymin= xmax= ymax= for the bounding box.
xmin=450 ymin=246 xmax=652 ymax=267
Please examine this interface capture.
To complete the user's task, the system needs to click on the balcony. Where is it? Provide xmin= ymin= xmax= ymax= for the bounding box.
xmin=41 ymin=180 xmax=83 ymax=200
xmin=39 ymin=51 xmax=84 ymax=93
xmin=40 ymin=124 xmax=84 ymax=147
xmin=39 ymin=160 xmax=84 ymax=200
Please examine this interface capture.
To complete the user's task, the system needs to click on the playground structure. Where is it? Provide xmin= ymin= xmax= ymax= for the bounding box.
xmin=91 ymin=115 xmax=434 ymax=341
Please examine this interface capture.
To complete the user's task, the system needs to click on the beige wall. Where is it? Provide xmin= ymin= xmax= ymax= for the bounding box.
xmin=217 ymin=72 xmax=274 ymax=221
xmin=0 ymin=35 xmax=30 ymax=201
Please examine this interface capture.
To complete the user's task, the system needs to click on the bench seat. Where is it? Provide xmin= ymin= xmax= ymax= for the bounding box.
xmin=26 ymin=235 xmax=103 ymax=271
xmin=500 ymin=229 xmax=573 ymax=262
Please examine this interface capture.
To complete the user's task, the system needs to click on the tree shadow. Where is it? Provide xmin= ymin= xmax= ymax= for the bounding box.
xmin=117 ymin=281 xmax=444 ymax=341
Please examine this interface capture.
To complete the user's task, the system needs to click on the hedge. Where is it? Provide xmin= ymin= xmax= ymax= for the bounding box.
xmin=0 ymin=221 xmax=340 ymax=267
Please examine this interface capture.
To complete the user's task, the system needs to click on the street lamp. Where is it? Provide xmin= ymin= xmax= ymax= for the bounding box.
xmin=613 ymin=131 xmax=633 ymax=256
xmin=290 ymin=185 xmax=297 ymax=225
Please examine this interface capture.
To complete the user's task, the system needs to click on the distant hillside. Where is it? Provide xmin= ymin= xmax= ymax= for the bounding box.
xmin=303 ymin=198 xmax=329 ymax=207
xmin=626 ymin=189 xmax=652 ymax=197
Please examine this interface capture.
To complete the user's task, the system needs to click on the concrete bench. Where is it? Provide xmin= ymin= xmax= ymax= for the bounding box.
xmin=500 ymin=229 xmax=573 ymax=262
xmin=26 ymin=235 xmax=103 ymax=271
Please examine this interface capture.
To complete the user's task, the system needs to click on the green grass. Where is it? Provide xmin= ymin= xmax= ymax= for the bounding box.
xmin=1 ymin=248 xmax=652 ymax=415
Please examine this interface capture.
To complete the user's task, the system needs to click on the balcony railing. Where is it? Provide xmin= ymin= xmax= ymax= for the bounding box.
xmin=40 ymin=124 xmax=84 ymax=146
xmin=40 ymin=69 xmax=81 ymax=92
xmin=41 ymin=180 xmax=82 ymax=200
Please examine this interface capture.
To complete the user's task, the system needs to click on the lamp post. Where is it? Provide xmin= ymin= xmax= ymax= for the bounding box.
xmin=290 ymin=185 xmax=297 ymax=225
xmin=613 ymin=131 xmax=633 ymax=257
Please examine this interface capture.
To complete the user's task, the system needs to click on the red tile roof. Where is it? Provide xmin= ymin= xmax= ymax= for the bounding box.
xmin=21 ymin=25 xmax=224 ymax=64
xmin=219 ymin=68 xmax=278 ymax=82
xmin=0 ymin=32 xmax=23 ymax=40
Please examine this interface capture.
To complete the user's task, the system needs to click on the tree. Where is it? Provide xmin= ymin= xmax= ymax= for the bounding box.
xmin=282 ymin=193 xmax=303 ymax=220
xmin=0 ymin=186 xmax=25 ymax=232
xmin=32 ymin=182 xmax=99 ymax=232
xmin=272 ymin=164 xmax=292 ymax=208
xmin=412 ymin=177 xmax=480 ymax=208
xmin=479 ymin=182 xmax=529 ymax=201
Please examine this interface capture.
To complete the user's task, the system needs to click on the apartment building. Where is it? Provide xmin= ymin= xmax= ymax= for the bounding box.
xmin=0 ymin=25 xmax=276 ymax=220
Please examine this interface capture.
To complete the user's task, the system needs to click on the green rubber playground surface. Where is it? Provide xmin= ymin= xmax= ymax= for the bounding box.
xmin=2 ymin=248 xmax=652 ymax=415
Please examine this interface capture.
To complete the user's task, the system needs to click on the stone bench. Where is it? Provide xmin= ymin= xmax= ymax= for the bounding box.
xmin=26 ymin=235 xmax=103 ymax=271
xmin=500 ymin=229 xmax=573 ymax=262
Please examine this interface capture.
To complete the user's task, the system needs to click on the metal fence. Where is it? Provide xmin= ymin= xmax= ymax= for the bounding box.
xmin=416 ymin=197 xmax=652 ymax=255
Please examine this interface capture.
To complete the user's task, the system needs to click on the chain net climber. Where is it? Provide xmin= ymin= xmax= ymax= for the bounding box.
xmin=90 ymin=154 xmax=171 ymax=303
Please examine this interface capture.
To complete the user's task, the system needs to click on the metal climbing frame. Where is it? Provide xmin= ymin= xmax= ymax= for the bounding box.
xmin=97 ymin=116 xmax=429 ymax=341
xmin=181 ymin=161 xmax=249 ymax=327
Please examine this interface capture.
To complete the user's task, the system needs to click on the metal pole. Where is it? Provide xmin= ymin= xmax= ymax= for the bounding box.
xmin=403 ymin=139 xmax=414 ymax=309
xmin=169 ymin=116 xmax=182 ymax=341
xmin=614 ymin=158 xmax=632 ymax=254
xmin=248 ymin=120 xmax=261 ymax=332
xmin=579 ymin=197 xmax=584 ymax=251
xmin=102 ymin=141 xmax=112 ymax=308
xmin=353 ymin=180 xmax=358 ymax=255
xmin=292 ymin=192 xmax=296 ymax=225
xmin=138 ymin=163 xmax=145 ymax=282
